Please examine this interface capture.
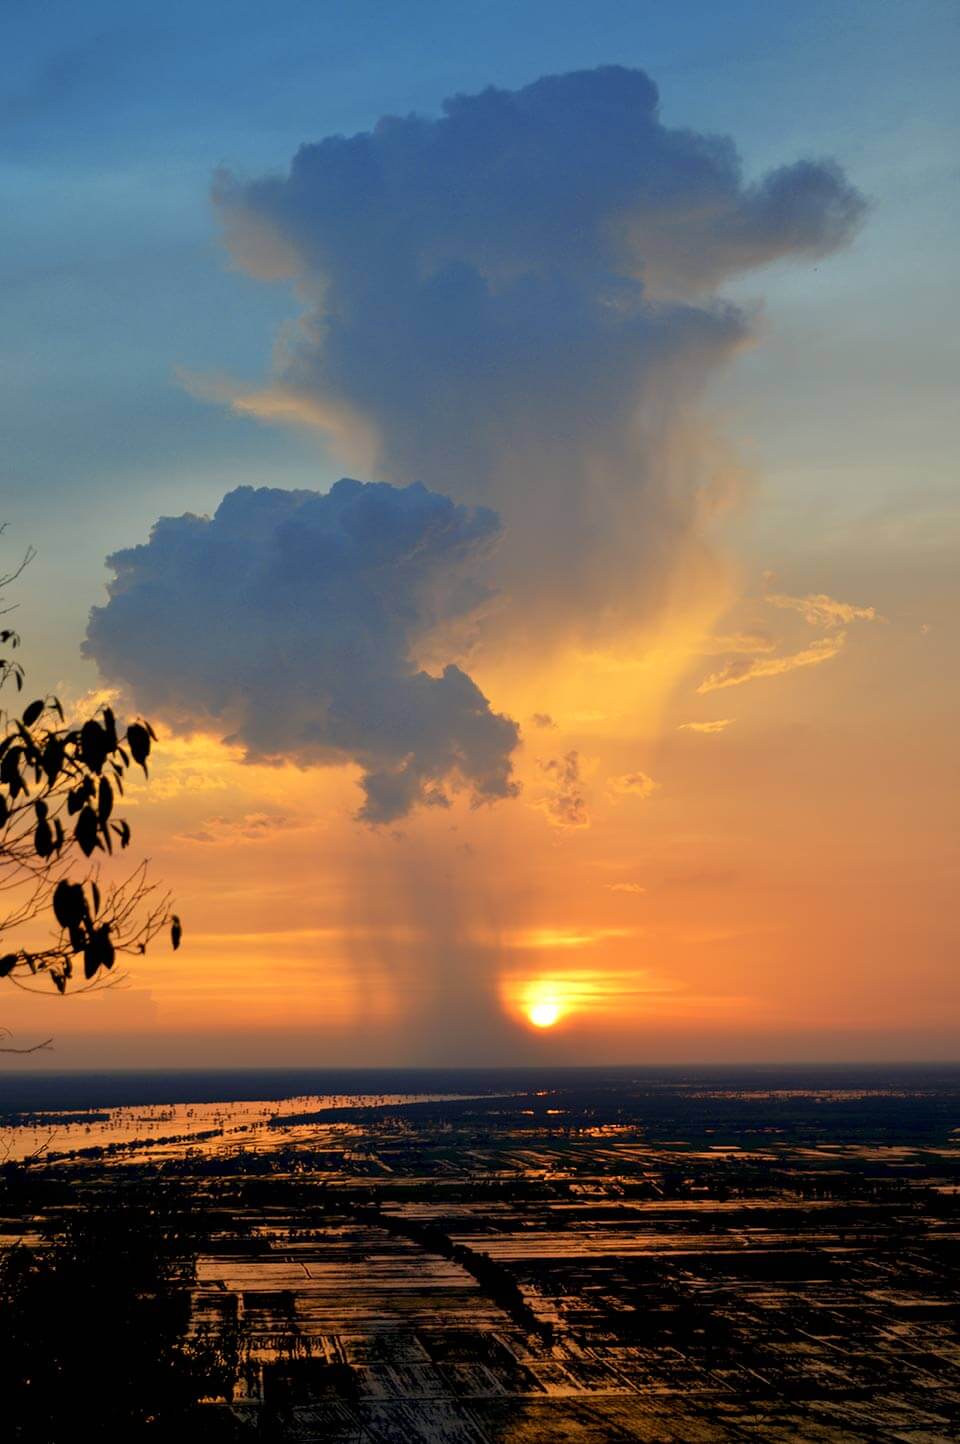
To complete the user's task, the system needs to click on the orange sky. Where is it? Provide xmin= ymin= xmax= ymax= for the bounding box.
xmin=5 ymin=539 xmax=956 ymax=1067
xmin=3 ymin=47 xmax=957 ymax=1069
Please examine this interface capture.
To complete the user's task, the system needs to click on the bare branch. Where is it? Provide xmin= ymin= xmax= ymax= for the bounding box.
xmin=0 ymin=1027 xmax=53 ymax=1054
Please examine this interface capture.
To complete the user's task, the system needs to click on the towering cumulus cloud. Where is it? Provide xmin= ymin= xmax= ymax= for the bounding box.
xmin=212 ymin=65 xmax=865 ymax=645
xmin=92 ymin=66 xmax=864 ymax=833
xmin=85 ymin=480 xmax=519 ymax=822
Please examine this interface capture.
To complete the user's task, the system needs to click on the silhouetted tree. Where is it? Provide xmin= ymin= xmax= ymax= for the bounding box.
xmin=0 ymin=1204 xmax=243 ymax=1440
xmin=0 ymin=533 xmax=179 ymax=1034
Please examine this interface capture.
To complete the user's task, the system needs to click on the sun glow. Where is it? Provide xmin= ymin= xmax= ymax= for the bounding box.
xmin=528 ymin=999 xmax=562 ymax=1028
xmin=501 ymin=964 xmax=675 ymax=1035
xmin=516 ymin=976 xmax=570 ymax=1029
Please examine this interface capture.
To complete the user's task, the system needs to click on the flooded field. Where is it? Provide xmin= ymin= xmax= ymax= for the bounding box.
xmin=2 ymin=1065 xmax=960 ymax=1440
xmin=0 ymin=1089 xmax=488 ymax=1164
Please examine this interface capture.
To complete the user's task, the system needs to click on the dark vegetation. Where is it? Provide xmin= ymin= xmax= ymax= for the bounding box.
xmin=0 ymin=533 xmax=179 ymax=1040
xmin=0 ymin=534 xmax=192 ymax=1435
xmin=0 ymin=1202 xmax=241 ymax=1441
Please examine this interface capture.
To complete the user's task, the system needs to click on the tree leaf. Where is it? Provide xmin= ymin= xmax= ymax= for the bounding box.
xmin=80 ymin=719 xmax=108 ymax=774
xmin=126 ymin=723 xmax=151 ymax=773
xmin=99 ymin=927 xmax=115 ymax=971
xmin=34 ymin=817 xmax=54 ymax=858
xmin=42 ymin=736 xmax=64 ymax=784
xmin=75 ymin=806 xmax=99 ymax=857
xmin=0 ymin=746 xmax=24 ymax=796
xmin=21 ymin=698 xmax=45 ymax=727
xmin=97 ymin=777 xmax=113 ymax=824
xmin=83 ymin=925 xmax=114 ymax=979
xmin=102 ymin=706 xmax=118 ymax=750
xmin=53 ymin=880 xmax=87 ymax=930
xmin=83 ymin=940 xmax=99 ymax=981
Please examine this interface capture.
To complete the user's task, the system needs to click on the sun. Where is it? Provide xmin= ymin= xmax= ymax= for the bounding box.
xmin=503 ymin=976 xmax=571 ymax=1030
xmin=528 ymin=999 xmax=562 ymax=1028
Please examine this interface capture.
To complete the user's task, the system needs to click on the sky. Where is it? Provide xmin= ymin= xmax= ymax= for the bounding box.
xmin=2 ymin=1 xmax=958 ymax=1068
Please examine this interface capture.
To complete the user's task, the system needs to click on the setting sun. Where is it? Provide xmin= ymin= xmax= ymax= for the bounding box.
xmin=501 ymin=975 xmax=580 ymax=1030
xmin=528 ymin=1000 xmax=562 ymax=1028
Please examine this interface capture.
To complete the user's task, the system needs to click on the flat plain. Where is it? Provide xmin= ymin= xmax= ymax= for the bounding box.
xmin=2 ymin=1067 xmax=959 ymax=1440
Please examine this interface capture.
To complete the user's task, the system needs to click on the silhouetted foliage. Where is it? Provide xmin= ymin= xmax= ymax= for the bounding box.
xmin=0 ymin=534 xmax=179 ymax=1023
xmin=0 ymin=1204 xmax=240 ymax=1440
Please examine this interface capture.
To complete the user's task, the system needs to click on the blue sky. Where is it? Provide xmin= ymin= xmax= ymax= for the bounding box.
xmin=4 ymin=2 xmax=957 ymax=687
xmin=0 ymin=0 xmax=954 ymax=704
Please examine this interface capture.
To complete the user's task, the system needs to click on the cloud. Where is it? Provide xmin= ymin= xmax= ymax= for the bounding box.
xmin=539 ymin=750 xmax=589 ymax=827
xmin=531 ymin=712 xmax=556 ymax=729
xmin=697 ymin=633 xmax=846 ymax=693
xmin=177 ymin=812 xmax=296 ymax=846
xmin=765 ymin=591 xmax=882 ymax=627
xmin=505 ymin=926 xmax=636 ymax=950
xmin=606 ymin=882 xmax=647 ymax=894
xmin=85 ymin=478 xmax=520 ymax=823
xmin=209 ymin=66 xmax=865 ymax=651
xmin=692 ymin=587 xmax=877 ymax=700
xmin=608 ymin=770 xmax=658 ymax=800
xmin=679 ymin=718 xmax=735 ymax=733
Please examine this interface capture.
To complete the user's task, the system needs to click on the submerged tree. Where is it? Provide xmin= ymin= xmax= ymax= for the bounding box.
xmin=0 ymin=534 xmax=179 ymax=1029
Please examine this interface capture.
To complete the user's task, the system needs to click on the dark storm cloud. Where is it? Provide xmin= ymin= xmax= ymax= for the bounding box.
xmin=85 ymin=479 xmax=519 ymax=822
xmin=216 ymin=66 xmax=863 ymax=292
xmin=211 ymin=66 xmax=866 ymax=642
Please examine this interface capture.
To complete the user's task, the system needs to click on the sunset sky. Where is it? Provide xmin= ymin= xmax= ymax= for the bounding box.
xmin=3 ymin=1 xmax=958 ymax=1067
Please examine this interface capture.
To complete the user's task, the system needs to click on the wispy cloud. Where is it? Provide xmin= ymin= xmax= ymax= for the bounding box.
xmin=608 ymin=770 xmax=658 ymax=800
xmin=678 ymin=718 xmax=735 ymax=734
xmin=507 ymin=926 xmax=638 ymax=950
xmin=697 ymin=633 xmax=846 ymax=693
xmin=176 ymin=369 xmax=379 ymax=472
xmin=765 ymin=591 xmax=882 ymax=628
xmin=498 ymin=965 xmax=759 ymax=1021
xmin=177 ymin=812 xmax=297 ymax=846
xmin=606 ymin=882 xmax=647 ymax=894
